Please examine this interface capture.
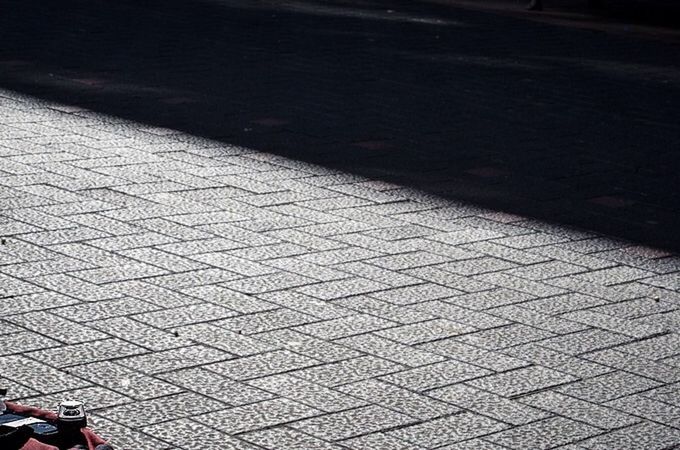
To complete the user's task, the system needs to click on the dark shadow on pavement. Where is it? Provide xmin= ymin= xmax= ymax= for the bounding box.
xmin=1 ymin=0 xmax=679 ymax=250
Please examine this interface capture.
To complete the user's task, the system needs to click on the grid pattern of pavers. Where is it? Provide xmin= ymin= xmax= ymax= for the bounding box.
xmin=1 ymin=89 xmax=679 ymax=449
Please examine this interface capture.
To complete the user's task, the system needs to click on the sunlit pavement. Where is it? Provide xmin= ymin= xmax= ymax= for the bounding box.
xmin=1 ymin=0 xmax=680 ymax=449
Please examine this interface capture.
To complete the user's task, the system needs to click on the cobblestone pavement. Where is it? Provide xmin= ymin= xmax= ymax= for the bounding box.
xmin=1 ymin=0 xmax=680 ymax=449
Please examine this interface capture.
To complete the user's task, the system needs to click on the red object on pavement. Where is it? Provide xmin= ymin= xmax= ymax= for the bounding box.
xmin=3 ymin=402 xmax=108 ymax=450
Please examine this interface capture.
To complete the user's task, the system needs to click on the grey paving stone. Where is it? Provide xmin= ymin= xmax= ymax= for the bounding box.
xmin=89 ymin=316 xmax=194 ymax=351
xmin=26 ymin=338 xmax=147 ymax=368
xmin=502 ymin=343 xmax=614 ymax=378
xmin=0 ymin=272 xmax=44 ymax=296
xmin=519 ymin=293 xmax=609 ymax=315
xmin=255 ymin=329 xmax=362 ymax=363
xmin=410 ymin=301 xmax=511 ymax=329
xmin=295 ymin=277 xmax=390 ymax=300
xmin=70 ymin=360 xmax=182 ymax=400
xmin=0 ymin=331 xmax=61 ymax=356
xmin=142 ymin=419 xmax=256 ymax=450
xmin=263 ymin=257 xmax=351 ymax=282
xmin=538 ymin=329 xmax=632 ymax=356
xmin=430 ymin=384 xmax=551 ymax=425
xmin=461 ymin=241 xmax=550 ymax=265
xmin=484 ymin=416 xmax=601 ymax=449
xmin=370 ymin=283 xmax=463 ymax=306
xmin=556 ymin=371 xmax=662 ymax=403
xmin=117 ymin=345 xmax=234 ymax=375
xmin=87 ymin=415 xmax=175 ymax=450
xmin=606 ymin=394 xmax=680 ymax=428
xmin=113 ymin=280 xmax=202 ymax=308
xmin=21 ymin=386 xmax=133 ymax=412
xmin=71 ymin=262 xmax=168 ymax=284
xmin=146 ymin=267 xmax=242 ymax=290
xmin=0 ymin=376 xmax=40 ymax=400
xmin=477 ymin=271 xmax=571 ymax=298
xmin=294 ymin=314 xmax=396 ymax=340
xmin=388 ymin=412 xmax=508 ymax=448
xmin=206 ymin=350 xmax=320 ymax=381
xmin=51 ymin=296 xmax=160 ymax=322
xmin=248 ymin=374 xmax=367 ymax=412
xmin=567 ymin=266 xmax=656 ymax=286
xmin=504 ymin=260 xmax=588 ymax=280
xmin=0 ymin=355 xmax=91 ymax=393
xmin=436 ymin=256 xmax=518 ymax=276
xmin=196 ymin=398 xmax=322 ymax=434
xmin=332 ymin=261 xmax=422 ymax=288
xmin=640 ymin=383 xmax=680 ymax=407
xmin=419 ymin=339 xmax=529 ymax=372
xmin=340 ymin=433 xmax=427 ymax=450
xmin=339 ymin=379 xmax=459 ymax=420
xmin=615 ymin=332 xmax=680 ymax=361
xmin=333 ymin=295 xmax=435 ymax=324
xmin=467 ymin=366 xmax=578 ymax=398
xmin=367 ymin=251 xmax=450 ymax=271
xmin=240 ymin=427 xmax=344 ymax=450
xmin=292 ymin=405 xmax=417 ymax=441
xmin=381 ymin=360 xmax=492 ymax=392
xmin=445 ymin=288 xmax=535 ymax=311
xmin=292 ymin=356 xmax=406 ymax=387
xmin=405 ymin=266 xmax=494 ymax=293
xmin=569 ymin=421 xmax=680 ymax=450
xmin=100 ymin=392 xmax=226 ymax=427
xmin=267 ymin=229 xmax=348 ymax=252
xmin=157 ymin=237 xmax=245 ymax=256
xmin=583 ymin=348 xmax=680 ymax=383
xmin=589 ymin=296 xmax=680 ymax=321
xmin=158 ymin=367 xmax=275 ymax=406
xmin=257 ymin=291 xmax=351 ymax=320
xmin=222 ymin=271 xmax=316 ymax=294
xmin=7 ymin=310 xmax=108 ymax=344
xmin=438 ymin=439 xmax=509 ymax=450
xmin=337 ymin=333 xmax=446 ymax=367
xmin=2 ymin=292 xmax=79 ymax=316
xmin=454 ymin=324 xmax=554 ymax=351
xmin=375 ymin=319 xmax=476 ymax=345
xmin=175 ymin=322 xmax=276 ymax=356
xmin=521 ymin=391 xmax=639 ymax=430
xmin=216 ymin=308 xmax=319 ymax=335
xmin=1 ymin=257 xmax=96 ymax=279
xmin=129 ymin=302 xmax=238 ymax=329
xmin=561 ymin=310 xmax=666 ymax=338
xmin=183 ymin=284 xmax=276 ymax=313
xmin=489 ymin=305 xmax=587 ymax=334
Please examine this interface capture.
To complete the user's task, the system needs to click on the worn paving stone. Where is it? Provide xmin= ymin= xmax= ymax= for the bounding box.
xmin=158 ymin=367 xmax=275 ymax=406
xmin=467 ymin=365 xmax=578 ymax=398
xmin=247 ymin=374 xmax=367 ymax=412
xmin=195 ymin=398 xmax=322 ymax=435
xmin=380 ymin=360 xmax=492 ymax=392
xmin=338 ymin=379 xmax=459 ymax=420
xmin=292 ymin=356 xmax=406 ymax=387
xmin=206 ymin=349 xmax=320 ymax=381
xmin=567 ymin=421 xmax=680 ymax=450
xmin=291 ymin=405 xmax=417 ymax=441
xmin=69 ymin=361 xmax=182 ymax=401
xmin=387 ymin=412 xmax=508 ymax=448
xmin=430 ymin=384 xmax=551 ymax=425
xmin=240 ymin=427 xmax=344 ymax=450
xmin=555 ymin=371 xmax=662 ymax=403
xmin=99 ymin=392 xmax=226 ymax=427
xmin=520 ymin=391 xmax=639 ymax=430
xmin=483 ymin=416 xmax=602 ymax=449
xmin=142 ymin=419 xmax=257 ymax=450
